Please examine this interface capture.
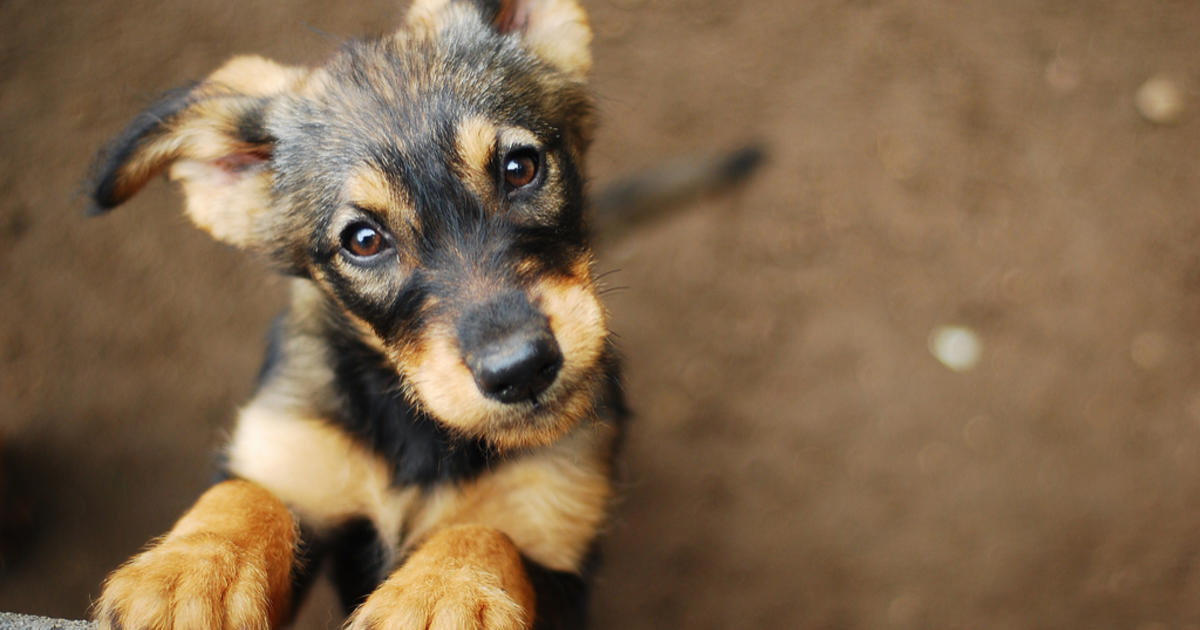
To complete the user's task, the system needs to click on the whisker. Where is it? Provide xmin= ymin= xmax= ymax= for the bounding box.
xmin=593 ymin=268 xmax=623 ymax=283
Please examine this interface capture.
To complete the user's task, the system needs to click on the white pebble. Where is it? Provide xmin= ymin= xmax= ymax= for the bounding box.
xmin=1135 ymin=75 xmax=1186 ymax=125
xmin=929 ymin=325 xmax=982 ymax=372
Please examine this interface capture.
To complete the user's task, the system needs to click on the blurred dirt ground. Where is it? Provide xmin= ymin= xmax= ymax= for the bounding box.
xmin=3 ymin=1 xmax=1200 ymax=628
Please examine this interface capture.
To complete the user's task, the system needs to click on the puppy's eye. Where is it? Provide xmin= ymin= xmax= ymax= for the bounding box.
xmin=501 ymin=147 xmax=540 ymax=192
xmin=340 ymin=223 xmax=389 ymax=259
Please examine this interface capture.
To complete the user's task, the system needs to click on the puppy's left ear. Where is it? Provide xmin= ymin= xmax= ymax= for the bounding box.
xmin=86 ymin=56 xmax=306 ymax=251
xmin=408 ymin=0 xmax=592 ymax=78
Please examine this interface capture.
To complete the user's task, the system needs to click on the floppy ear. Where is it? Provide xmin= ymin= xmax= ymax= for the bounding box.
xmin=87 ymin=56 xmax=307 ymax=249
xmin=407 ymin=0 xmax=592 ymax=78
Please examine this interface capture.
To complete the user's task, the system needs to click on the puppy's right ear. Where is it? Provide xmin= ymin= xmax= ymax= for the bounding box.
xmin=87 ymin=56 xmax=307 ymax=250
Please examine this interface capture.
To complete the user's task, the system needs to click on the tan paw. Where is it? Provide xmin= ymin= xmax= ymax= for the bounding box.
xmin=94 ymin=532 xmax=275 ymax=630
xmin=93 ymin=480 xmax=297 ymax=630
xmin=346 ymin=525 xmax=534 ymax=630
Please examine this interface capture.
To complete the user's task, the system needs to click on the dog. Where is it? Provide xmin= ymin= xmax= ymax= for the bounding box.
xmin=85 ymin=1 xmax=760 ymax=628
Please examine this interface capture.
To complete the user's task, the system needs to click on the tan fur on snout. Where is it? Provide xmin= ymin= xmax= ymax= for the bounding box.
xmin=404 ymin=264 xmax=607 ymax=450
xmin=532 ymin=261 xmax=609 ymax=390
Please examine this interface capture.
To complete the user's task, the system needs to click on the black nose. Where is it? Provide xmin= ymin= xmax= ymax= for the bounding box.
xmin=458 ymin=292 xmax=563 ymax=405
xmin=470 ymin=331 xmax=562 ymax=404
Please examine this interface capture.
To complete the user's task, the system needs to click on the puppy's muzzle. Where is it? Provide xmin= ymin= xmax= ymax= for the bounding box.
xmin=457 ymin=291 xmax=563 ymax=405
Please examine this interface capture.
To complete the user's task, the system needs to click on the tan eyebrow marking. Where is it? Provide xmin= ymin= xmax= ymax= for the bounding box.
xmin=499 ymin=127 xmax=539 ymax=149
xmin=346 ymin=165 xmax=396 ymax=212
xmin=346 ymin=164 xmax=419 ymax=229
xmin=454 ymin=116 xmax=498 ymax=201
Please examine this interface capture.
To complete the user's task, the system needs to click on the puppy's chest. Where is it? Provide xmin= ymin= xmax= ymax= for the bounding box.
xmin=228 ymin=396 xmax=617 ymax=576
xmin=226 ymin=404 xmax=478 ymax=550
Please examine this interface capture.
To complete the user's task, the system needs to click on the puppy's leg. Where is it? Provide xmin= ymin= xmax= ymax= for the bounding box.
xmin=94 ymin=479 xmax=298 ymax=630
xmin=346 ymin=525 xmax=535 ymax=630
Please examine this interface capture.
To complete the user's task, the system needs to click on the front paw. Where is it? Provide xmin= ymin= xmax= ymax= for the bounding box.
xmin=93 ymin=479 xmax=296 ymax=630
xmin=347 ymin=525 xmax=534 ymax=630
xmin=95 ymin=532 xmax=278 ymax=630
xmin=347 ymin=567 xmax=528 ymax=630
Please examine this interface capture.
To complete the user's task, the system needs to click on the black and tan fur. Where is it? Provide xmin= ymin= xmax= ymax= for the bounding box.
xmin=88 ymin=1 xmax=621 ymax=628
xmin=86 ymin=0 xmax=766 ymax=626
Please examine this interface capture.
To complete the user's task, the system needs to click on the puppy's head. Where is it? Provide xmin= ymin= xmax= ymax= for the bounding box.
xmin=87 ymin=0 xmax=605 ymax=450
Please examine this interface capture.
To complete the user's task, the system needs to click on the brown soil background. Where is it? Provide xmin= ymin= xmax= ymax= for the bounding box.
xmin=3 ymin=1 xmax=1200 ymax=628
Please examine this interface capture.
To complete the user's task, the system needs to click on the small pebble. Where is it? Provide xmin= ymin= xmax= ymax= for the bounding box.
xmin=1135 ymin=75 xmax=1186 ymax=125
xmin=929 ymin=325 xmax=982 ymax=372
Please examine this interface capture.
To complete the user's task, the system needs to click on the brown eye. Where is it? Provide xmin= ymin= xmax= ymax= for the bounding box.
xmin=502 ymin=147 xmax=540 ymax=191
xmin=341 ymin=223 xmax=387 ymax=259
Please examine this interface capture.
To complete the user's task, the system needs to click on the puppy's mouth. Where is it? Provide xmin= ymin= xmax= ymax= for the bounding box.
xmin=402 ymin=271 xmax=608 ymax=450
xmin=404 ymin=322 xmax=605 ymax=450
xmin=489 ymin=369 xmax=584 ymax=419
xmin=431 ymin=374 xmax=598 ymax=452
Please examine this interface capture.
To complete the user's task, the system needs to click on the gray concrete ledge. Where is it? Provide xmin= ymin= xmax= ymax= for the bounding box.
xmin=0 ymin=613 xmax=93 ymax=630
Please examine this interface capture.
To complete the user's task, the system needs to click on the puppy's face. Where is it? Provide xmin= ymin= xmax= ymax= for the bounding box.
xmin=291 ymin=15 xmax=603 ymax=449
xmin=87 ymin=0 xmax=605 ymax=449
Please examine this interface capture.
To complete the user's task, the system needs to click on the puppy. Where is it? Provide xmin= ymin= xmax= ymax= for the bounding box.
xmin=87 ymin=1 xmax=621 ymax=628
